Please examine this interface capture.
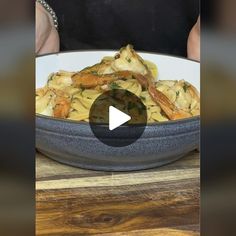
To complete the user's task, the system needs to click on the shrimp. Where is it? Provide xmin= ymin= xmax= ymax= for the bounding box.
xmin=51 ymin=89 xmax=71 ymax=118
xmin=72 ymin=72 xmax=116 ymax=88
xmin=36 ymin=87 xmax=71 ymax=118
xmin=72 ymin=70 xmax=147 ymax=88
xmin=148 ymin=79 xmax=200 ymax=120
xmin=53 ymin=96 xmax=71 ymax=118
xmin=71 ymin=45 xmax=199 ymax=120
xmin=148 ymin=84 xmax=192 ymax=120
xmin=72 ymin=44 xmax=154 ymax=88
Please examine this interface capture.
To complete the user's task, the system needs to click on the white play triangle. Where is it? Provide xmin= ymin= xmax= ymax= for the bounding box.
xmin=109 ymin=106 xmax=131 ymax=131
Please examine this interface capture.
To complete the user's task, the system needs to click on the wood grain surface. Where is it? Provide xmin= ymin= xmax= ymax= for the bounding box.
xmin=36 ymin=151 xmax=200 ymax=236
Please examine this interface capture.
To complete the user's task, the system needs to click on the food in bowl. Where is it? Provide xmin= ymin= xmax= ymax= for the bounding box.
xmin=36 ymin=45 xmax=200 ymax=122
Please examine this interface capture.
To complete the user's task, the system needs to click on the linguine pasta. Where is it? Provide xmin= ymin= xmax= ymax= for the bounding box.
xmin=36 ymin=45 xmax=200 ymax=122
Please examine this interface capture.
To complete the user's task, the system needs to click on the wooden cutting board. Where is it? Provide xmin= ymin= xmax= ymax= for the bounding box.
xmin=36 ymin=151 xmax=200 ymax=236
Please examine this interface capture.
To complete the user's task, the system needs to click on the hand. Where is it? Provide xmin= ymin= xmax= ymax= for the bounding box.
xmin=187 ymin=16 xmax=200 ymax=61
xmin=35 ymin=2 xmax=59 ymax=55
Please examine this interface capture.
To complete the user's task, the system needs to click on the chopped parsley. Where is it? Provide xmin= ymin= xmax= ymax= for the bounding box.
xmin=183 ymin=83 xmax=190 ymax=92
xmin=140 ymin=96 xmax=146 ymax=101
xmin=126 ymin=57 xmax=131 ymax=63
xmin=109 ymin=82 xmax=121 ymax=89
xmin=80 ymin=85 xmax=86 ymax=91
xmin=91 ymin=71 xmax=98 ymax=75
xmin=176 ymin=91 xmax=180 ymax=97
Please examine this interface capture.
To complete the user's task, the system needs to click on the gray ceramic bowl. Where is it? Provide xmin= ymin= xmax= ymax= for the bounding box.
xmin=36 ymin=51 xmax=200 ymax=171
xmin=36 ymin=115 xmax=199 ymax=171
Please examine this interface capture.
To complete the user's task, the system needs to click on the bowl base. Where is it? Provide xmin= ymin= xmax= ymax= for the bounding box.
xmin=37 ymin=149 xmax=190 ymax=172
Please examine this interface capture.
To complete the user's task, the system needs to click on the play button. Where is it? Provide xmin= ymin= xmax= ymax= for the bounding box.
xmin=109 ymin=106 xmax=131 ymax=131
xmin=89 ymin=89 xmax=147 ymax=147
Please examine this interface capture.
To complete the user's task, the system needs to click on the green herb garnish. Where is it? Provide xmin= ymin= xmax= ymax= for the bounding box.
xmin=109 ymin=82 xmax=121 ymax=89
xmin=176 ymin=91 xmax=180 ymax=97
xmin=183 ymin=83 xmax=189 ymax=92
xmin=140 ymin=96 xmax=146 ymax=101
xmin=91 ymin=71 xmax=98 ymax=75
xmin=80 ymin=85 xmax=86 ymax=91
xmin=126 ymin=57 xmax=131 ymax=63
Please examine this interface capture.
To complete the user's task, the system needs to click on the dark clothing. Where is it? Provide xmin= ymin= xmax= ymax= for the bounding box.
xmin=48 ymin=0 xmax=199 ymax=56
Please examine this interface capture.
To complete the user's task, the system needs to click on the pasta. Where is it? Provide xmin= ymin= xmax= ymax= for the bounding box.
xmin=36 ymin=45 xmax=200 ymax=122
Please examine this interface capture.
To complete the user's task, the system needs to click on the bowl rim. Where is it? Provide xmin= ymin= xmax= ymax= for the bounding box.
xmin=36 ymin=113 xmax=200 ymax=127
xmin=36 ymin=49 xmax=200 ymax=127
xmin=36 ymin=49 xmax=200 ymax=64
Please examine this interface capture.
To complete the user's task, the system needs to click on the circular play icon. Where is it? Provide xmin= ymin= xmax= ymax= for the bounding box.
xmin=89 ymin=89 xmax=147 ymax=147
